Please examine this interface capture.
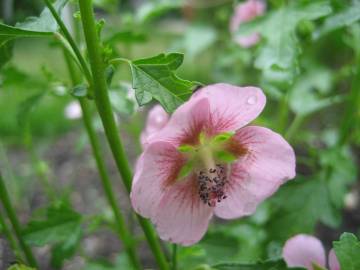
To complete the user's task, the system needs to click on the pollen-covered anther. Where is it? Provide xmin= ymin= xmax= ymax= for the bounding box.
xmin=197 ymin=164 xmax=227 ymax=207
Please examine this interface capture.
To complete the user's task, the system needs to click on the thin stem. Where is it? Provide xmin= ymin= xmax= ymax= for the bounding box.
xmin=44 ymin=0 xmax=92 ymax=84
xmin=63 ymin=50 xmax=142 ymax=270
xmin=285 ymin=114 xmax=305 ymax=143
xmin=277 ymin=93 xmax=290 ymax=134
xmin=0 ymin=208 xmax=21 ymax=259
xmin=23 ymin=124 xmax=57 ymax=200
xmin=0 ymin=172 xmax=38 ymax=268
xmin=171 ymin=244 xmax=178 ymax=270
xmin=338 ymin=63 xmax=360 ymax=146
xmin=77 ymin=1 xmax=169 ymax=269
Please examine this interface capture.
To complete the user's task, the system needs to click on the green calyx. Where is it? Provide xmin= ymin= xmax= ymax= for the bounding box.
xmin=176 ymin=132 xmax=236 ymax=180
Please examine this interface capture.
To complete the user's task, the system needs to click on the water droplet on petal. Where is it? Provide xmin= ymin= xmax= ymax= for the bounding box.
xmin=247 ymin=95 xmax=257 ymax=105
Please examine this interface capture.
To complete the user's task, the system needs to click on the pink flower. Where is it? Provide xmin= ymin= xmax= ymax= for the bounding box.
xmin=283 ymin=234 xmax=341 ymax=270
xmin=140 ymin=105 xmax=169 ymax=148
xmin=131 ymin=83 xmax=295 ymax=246
xmin=230 ymin=0 xmax=265 ymax=47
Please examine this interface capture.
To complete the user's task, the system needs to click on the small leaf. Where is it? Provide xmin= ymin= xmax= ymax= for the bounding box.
xmin=7 ymin=264 xmax=36 ymax=270
xmin=130 ymin=53 xmax=199 ymax=113
xmin=22 ymin=203 xmax=82 ymax=246
xmin=70 ymin=84 xmax=88 ymax=97
xmin=333 ymin=233 xmax=360 ymax=270
xmin=50 ymin=225 xmax=82 ymax=269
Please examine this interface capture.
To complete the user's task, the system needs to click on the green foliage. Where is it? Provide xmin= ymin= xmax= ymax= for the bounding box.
xmin=236 ymin=1 xmax=332 ymax=82
xmin=130 ymin=53 xmax=199 ymax=112
xmin=22 ymin=202 xmax=82 ymax=246
xmin=266 ymin=177 xmax=338 ymax=241
xmin=333 ymin=233 xmax=360 ymax=270
xmin=7 ymin=264 xmax=36 ymax=270
xmin=212 ymin=259 xmax=304 ymax=270
xmin=136 ymin=0 xmax=183 ymax=23
xmin=314 ymin=2 xmax=360 ymax=38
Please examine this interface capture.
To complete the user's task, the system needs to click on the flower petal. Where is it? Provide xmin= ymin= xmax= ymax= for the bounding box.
xmin=148 ymin=97 xmax=210 ymax=146
xmin=282 ymin=234 xmax=326 ymax=270
xmin=131 ymin=141 xmax=185 ymax=218
xmin=152 ymin=177 xmax=213 ymax=246
xmin=141 ymin=105 xmax=169 ymax=148
xmin=192 ymin=84 xmax=266 ymax=134
xmin=214 ymin=126 xmax=295 ymax=219
xmin=328 ymin=249 xmax=341 ymax=270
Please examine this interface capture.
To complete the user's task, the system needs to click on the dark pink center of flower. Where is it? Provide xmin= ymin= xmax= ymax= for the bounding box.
xmin=197 ymin=164 xmax=228 ymax=207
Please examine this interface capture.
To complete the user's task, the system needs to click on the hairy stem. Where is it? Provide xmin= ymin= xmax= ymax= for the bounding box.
xmin=77 ymin=1 xmax=169 ymax=269
xmin=0 ymin=172 xmax=38 ymax=268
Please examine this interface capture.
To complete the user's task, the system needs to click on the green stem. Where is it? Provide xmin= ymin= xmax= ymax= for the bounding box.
xmin=285 ymin=114 xmax=305 ymax=143
xmin=77 ymin=1 xmax=169 ymax=269
xmin=0 ymin=172 xmax=38 ymax=268
xmin=0 ymin=208 xmax=21 ymax=259
xmin=277 ymin=93 xmax=290 ymax=134
xmin=338 ymin=63 xmax=360 ymax=146
xmin=44 ymin=0 xmax=92 ymax=85
xmin=171 ymin=244 xmax=178 ymax=270
xmin=24 ymin=125 xmax=57 ymax=200
xmin=63 ymin=50 xmax=142 ymax=270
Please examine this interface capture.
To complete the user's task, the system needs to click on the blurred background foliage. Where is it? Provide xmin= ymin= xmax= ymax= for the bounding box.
xmin=0 ymin=0 xmax=359 ymax=269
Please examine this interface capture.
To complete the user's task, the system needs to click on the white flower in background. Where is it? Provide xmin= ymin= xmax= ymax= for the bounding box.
xmin=64 ymin=101 xmax=82 ymax=119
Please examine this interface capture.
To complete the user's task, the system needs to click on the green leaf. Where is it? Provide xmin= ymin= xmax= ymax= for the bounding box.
xmin=319 ymin=146 xmax=357 ymax=208
xmin=178 ymin=24 xmax=217 ymax=58
xmin=289 ymin=67 xmax=345 ymax=116
xmin=200 ymin=231 xmax=240 ymax=263
xmin=22 ymin=202 xmax=82 ymax=246
xmin=314 ymin=2 xmax=360 ymax=39
xmin=266 ymin=177 xmax=338 ymax=241
xmin=130 ymin=53 xmax=199 ymax=113
xmin=105 ymin=30 xmax=147 ymax=44
xmin=212 ymin=259 xmax=304 ymax=270
xmin=0 ymin=0 xmax=68 ymax=66
xmin=50 ymin=225 xmax=83 ymax=269
xmin=0 ymin=0 xmax=68 ymax=42
xmin=7 ymin=264 xmax=36 ymax=270
xmin=237 ymin=1 xmax=332 ymax=81
xmin=333 ymin=233 xmax=360 ymax=270
xmin=136 ymin=0 xmax=183 ymax=23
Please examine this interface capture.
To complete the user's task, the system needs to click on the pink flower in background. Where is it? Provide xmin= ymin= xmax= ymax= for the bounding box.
xmin=140 ymin=105 xmax=169 ymax=148
xmin=64 ymin=101 xmax=82 ymax=119
xmin=230 ymin=0 xmax=265 ymax=47
xmin=283 ymin=234 xmax=340 ymax=270
xmin=131 ymin=83 xmax=295 ymax=246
